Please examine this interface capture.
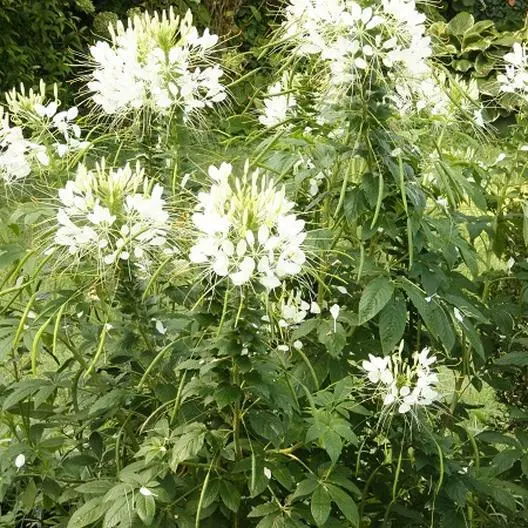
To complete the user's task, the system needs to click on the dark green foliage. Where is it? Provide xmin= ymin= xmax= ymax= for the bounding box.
xmin=0 ymin=0 xmax=93 ymax=95
xmin=0 ymin=0 xmax=271 ymax=100
xmin=446 ymin=0 xmax=527 ymax=31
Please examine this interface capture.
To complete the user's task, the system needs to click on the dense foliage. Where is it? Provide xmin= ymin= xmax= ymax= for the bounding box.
xmin=0 ymin=0 xmax=270 ymax=97
xmin=0 ymin=1 xmax=527 ymax=528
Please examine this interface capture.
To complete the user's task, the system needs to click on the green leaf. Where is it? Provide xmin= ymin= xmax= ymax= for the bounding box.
xmin=3 ymin=379 xmax=52 ymax=410
xmin=292 ymin=478 xmax=318 ymax=500
xmin=379 ymin=294 xmax=407 ymax=354
xmin=318 ymin=321 xmax=346 ymax=357
xmin=311 ymin=486 xmax=331 ymax=526
xmin=89 ymin=389 xmax=127 ymax=415
xmin=20 ymin=479 xmax=37 ymax=513
xmin=0 ymin=244 xmax=25 ymax=268
xmin=249 ymin=453 xmax=269 ymax=498
xmin=477 ymin=431 xmax=519 ymax=448
xmin=495 ymin=351 xmax=528 ymax=367
xmin=67 ymin=497 xmax=106 ymax=528
xmin=326 ymin=484 xmax=359 ymax=526
xmin=358 ymin=276 xmax=394 ymax=325
xmin=521 ymin=455 xmax=528 ymax=477
xmin=135 ymin=493 xmax=155 ymax=525
xmin=447 ymin=12 xmax=474 ymax=36
xmin=488 ymin=482 xmax=516 ymax=511
xmin=451 ymin=58 xmax=473 ymax=72
xmin=76 ymin=480 xmax=114 ymax=495
xmin=462 ymin=320 xmax=485 ymax=360
xmin=248 ymin=503 xmax=281 ymax=518
xmin=490 ymin=450 xmax=520 ymax=476
xmin=248 ymin=410 xmax=283 ymax=445
xmin=103 ymin=495 xmax=132 ymax=528
xmin=215 ymin=384 xmax=242 ymax=409
xmin=170 ymin=422 xmax=206 ymax=469
xmin=292 ymin=318 xmax=319 ymax=339
xmin=220 ymin=480 xmax=241 ymax=513
xmin=401 ymin=282 xmax=455 ymax=351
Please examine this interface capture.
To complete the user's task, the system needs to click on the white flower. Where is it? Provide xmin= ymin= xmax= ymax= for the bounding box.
xmin=310 ymin=301 xmax=321 ymax=314
xmin=52 ymin=160 xmax=171 ymax=277
xmin=139 ymin=486 xmax=153 ymax=496
xmin=259 ymin=75 xmax=297 ymax=127
xmin=189 ymin=162 xmax=306 ymax=288
xmin=282 ymin=0 xmax=433 ymax=113
xmin=155 ymin=320 xmax=167 ymax=334
xmin=263 ymin=467 xmax=272 ymax=479
xmin=473 ymin=109 xmax=484 ymax=127
xmin=435 ymin=197 xmax=448 ymax=209
xmin=363 ymin=346 xmax=439 ymax=414
xmin=88 ymin=9 xmax=226 ymax=119
xmin=15 ymin=454 xmax=25 ymax=469
xmin=5 ymin=84 xmax=89 ymax=161
xmin=362 ymin=354 xmax=393 ymax=384
xmin=454 ymin=307 xmax=464 ymax=323
xmin=416 ymin=347 xmax=436 ymax=369
xmin=498 ymin=42 xmax=528 ymax=101
xmin=330 ymin=303 xmax=340 ymax=332
xmin=279 ymin=291 xmax=310 ymax=327
xmin=0 ymin=114 xmax=42 ymax=183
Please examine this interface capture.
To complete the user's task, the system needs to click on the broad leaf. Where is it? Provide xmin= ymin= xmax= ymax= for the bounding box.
xmin=358 ymin=276 xmax=394 ymax=325
xmin=170 ymin=422 xmax=206 ymax=469
xmin=67 ymin=498 xmax=106 ymax=528
xmin=311 ymin=486 xmax=331 ymax=526
xmin=379 ymin=294 xmax=407 ymax=354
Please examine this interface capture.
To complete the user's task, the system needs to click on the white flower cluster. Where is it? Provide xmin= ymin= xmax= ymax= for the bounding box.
xmin=53 ymin=160 xmax=170 ymax=273
xmin=189 ymin=162 xmax=306 ymax=288
xmin=392 ymin=73 xmax=483 ymax=121
xmin=283 ymin=0 xmax=433 ymax=110
xmin=259 ymin=74 xmax=297 ymax=127
xmin=88 ymin=8 xmax=226 ymax=118
xmin=31 ymin=101 xmax=89 ymax=158
xmin=0 ymin=114 xmax=38 ymax=183
xmin=277 ymin=291 xmax=322 ymax=327
xmin=0 ymin=110 xmax=50 ymax=184
xmin=0 ymin=83 xmax=90 ymax=184
xmin=279 ymin=291 xmax=310 ymax=326
xmin=498 ymin=42 xmax=528 ymax=102
xmin=362 ymin=346 xmax=439 ymax=414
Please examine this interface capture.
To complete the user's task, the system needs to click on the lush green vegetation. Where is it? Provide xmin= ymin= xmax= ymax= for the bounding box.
xmin=0 ymin=1 xmax=527 ymax=527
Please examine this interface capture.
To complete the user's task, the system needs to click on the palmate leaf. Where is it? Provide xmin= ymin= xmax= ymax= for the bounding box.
xmin=2 ymin=378 xmax=53 ymax=410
